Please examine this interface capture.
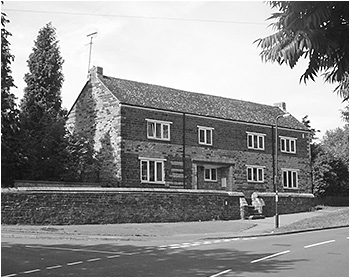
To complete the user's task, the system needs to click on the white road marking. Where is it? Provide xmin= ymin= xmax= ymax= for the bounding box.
xmin=304 ymin=240 xmax=336 ymax=249
xmin=25 ymin=245 xmax=120 ymax=254
xmin=22 ymin=269 xmax=41 ymax=274
xmin=124 ymin=252 xmax=140 ymax=256
xmin=46 ymin=265 xmax=63 ymax=270
xmin=156 ymin=237 xmax=253 ymax=250
xmin=210 ymin=269 xmax=232 ymax=277
xmin=250 ymin=250 xmax=291 ymax=264
xmin=107 ymin=254 xmax=121 ymax=259
xmin=67 ymin=261 xmax=83 ymax=266
xmin=3 ymin=274 xmax=17 ymax=277
xmin=87 ymin=258 xmax=102 ymax=262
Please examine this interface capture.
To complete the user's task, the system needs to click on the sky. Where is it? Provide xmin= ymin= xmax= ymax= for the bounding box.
xmin=2 ymin=1 xmax=347 ymax=140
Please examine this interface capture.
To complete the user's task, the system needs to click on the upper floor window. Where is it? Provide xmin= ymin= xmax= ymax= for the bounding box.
xmin=204 ymin=167 xmax=217 ymax=181
xmin=146 ymin=119 xmax=172 ymax=141
xmin=282 ymin=169 xmax=298 ymax=188
xmin=247 ymin=132 xmax=265 ymax=150
xmin=246 ymin=165 xmax=264 ymax=183
xmin=140 ymin=157 xmax=165 ymax=183
xmin=198 ymin=126 xmax=214 ymax=146
xmin=280 ymin=136 xmax=296 ymax=154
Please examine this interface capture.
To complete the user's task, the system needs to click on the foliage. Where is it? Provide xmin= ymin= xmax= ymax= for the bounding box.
xmin=60 ymin=132 xmax=100 ymax=182
xmin=255 ymin=1 xmax=349 ymax=101
xmin=312 ymin=150 xmax=348 ymax=197
xmin=1 ymin=9 xmax=22 ymax=186
xmin=301 ymin=115 xmax=320 ymax=141
xmin=312 ymin=125 xmax=349 ymax=197
xmin=340 ymin=104 xmax=349 ymax=123
xmin=19 ymin=22 xmax=67 ymax=181
xmin=322 ymin=125 xmax=349 ymax=168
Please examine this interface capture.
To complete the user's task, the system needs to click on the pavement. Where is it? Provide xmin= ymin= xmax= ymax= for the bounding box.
xmin=1 ymin=207 xmax=347 ymax=243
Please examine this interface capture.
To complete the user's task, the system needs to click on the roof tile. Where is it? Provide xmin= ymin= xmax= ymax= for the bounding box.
xmin=99 ymin=75 xmax=307 ymax=131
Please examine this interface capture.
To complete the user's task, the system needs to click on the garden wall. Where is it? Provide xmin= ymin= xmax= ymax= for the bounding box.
xmin=1 ymin=187 xmax=244 ymax=225
xmin=251 ymin=192 xmax=315 ymax=217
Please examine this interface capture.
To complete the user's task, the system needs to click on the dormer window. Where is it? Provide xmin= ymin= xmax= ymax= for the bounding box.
xmin=146 ymin=119 xmax=172 ymax=141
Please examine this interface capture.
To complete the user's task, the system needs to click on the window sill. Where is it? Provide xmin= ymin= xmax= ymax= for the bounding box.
xmin=199 ymin=143 xmax=213 ymax=146
xmin=147 ymin=137 xmax=170 ymax=142
xmin=247 ymin=181 xmax=265 ymax=184
xmin=247 ymin=147 xmax=265 ymax=151
xmin=141 ymin=181 xmax=166 ymax=184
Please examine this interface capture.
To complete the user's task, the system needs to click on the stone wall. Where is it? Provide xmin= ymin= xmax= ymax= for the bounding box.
xmin=251 ymin=192 xmax=315 ymax=217
xmin=66 ymin=70 xmax=311 ymax=194
xmin=66 ymin=69 xmax=122 ymax=184
xmin=1 ymin=188 xmax=244 ymax=225
xmin=120 ymin=104 xmax=312 ymax=196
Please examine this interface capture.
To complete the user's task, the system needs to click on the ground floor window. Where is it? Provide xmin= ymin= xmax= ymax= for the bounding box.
xmin=140 ymin=158 xmax=165 ymax=183
xmin=282 ymin=169 xmax=298 ymax=188
xmin=204 ymin=167 xmax=217 ymax=181
xmin=246 ymin=165 xmax=264 ymax=183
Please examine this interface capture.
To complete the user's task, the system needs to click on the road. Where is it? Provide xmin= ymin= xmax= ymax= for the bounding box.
xmin=2 ymin=227 xmax=348 ymax=277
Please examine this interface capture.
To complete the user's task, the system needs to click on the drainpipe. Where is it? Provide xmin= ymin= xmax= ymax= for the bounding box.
xmin=183 ymin=112 xmax=186 ymax=188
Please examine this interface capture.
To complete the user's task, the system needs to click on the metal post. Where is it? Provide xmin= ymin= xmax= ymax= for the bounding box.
xmin=274 ymin=117 xmax=279 ymax=229
xmin=86 ymin=31 xmax=97 ymax=74
xmin=274 ymin=113 xmax=290 ymax=229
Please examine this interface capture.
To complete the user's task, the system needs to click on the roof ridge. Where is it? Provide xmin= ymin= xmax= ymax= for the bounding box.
xmin=98 ymin=74 xmax=308 ymax=131
xmin=102 ymin=75 xmax=277 ymax=109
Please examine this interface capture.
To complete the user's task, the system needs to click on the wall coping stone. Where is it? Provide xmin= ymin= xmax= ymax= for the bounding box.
xmin=2 ymin=187 xmax=245 ymax=197
xmin=14 ymin=180 xmax=100 ymax=187
xmin=252 ymin=192 xmax=315 ymax=199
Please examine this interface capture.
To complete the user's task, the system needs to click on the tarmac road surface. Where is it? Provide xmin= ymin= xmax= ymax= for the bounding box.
xmin=2 ymin=227 xmax=348 ymax=277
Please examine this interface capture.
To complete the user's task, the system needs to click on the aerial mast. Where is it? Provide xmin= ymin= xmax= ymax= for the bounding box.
xmin=86 ymin=31 xmax=98 ymax=74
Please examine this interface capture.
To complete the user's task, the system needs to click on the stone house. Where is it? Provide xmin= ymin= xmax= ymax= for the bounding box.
xmin=66 ymin=66 xmax=312 ymax=198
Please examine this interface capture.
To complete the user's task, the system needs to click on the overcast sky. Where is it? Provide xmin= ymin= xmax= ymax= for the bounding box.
xmin=3 ymin=1 xmax=347 ymax=139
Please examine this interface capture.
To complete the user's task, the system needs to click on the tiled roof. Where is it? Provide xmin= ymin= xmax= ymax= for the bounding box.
xmin=99 ymin=74 xmax=308 ymax=131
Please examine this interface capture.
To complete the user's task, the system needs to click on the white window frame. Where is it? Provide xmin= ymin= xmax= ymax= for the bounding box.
xmin=140 ymin=157 xmax=166 ymax=184
xmin=282 ymin=168 xmax=299 ymax=189
xmin=146 ymin=119 xmax=172 ymax=141
xmin=204 ymin=167 xmax=217 ymax=182
xmin=246 ymin=165 xmax=265 ymax=183
xmin=280 ymin=136 xmax=297 ymax=154
xmin=198 ymin=126 xmax=214 ymax=146
xmin=247 ymin=132 xmax=266 ymax=150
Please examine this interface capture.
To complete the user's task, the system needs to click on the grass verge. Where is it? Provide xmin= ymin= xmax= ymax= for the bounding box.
xmin=274 ymin=207 xmax=349 ymax=234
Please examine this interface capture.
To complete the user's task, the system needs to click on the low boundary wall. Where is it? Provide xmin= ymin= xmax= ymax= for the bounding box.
xmin=1 ymin=187 xmax=244 ymax=225
xmin=251 ymin=192 xmax=315 ymax=217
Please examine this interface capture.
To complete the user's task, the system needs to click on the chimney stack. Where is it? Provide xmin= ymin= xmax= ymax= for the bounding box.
xmin=88 ymin=66 xmax=103 ymax=80
xmin=274 ymin=102 xmax=287 ymax=112
xmin=96 ymin=66 xmax=103 ymax=75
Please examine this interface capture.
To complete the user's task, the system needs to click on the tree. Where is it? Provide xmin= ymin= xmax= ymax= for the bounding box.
xmin=20 ymin=22 xmax=66 ymax=180
xmin=1 ymin=9 xmax=21 ymax=186
xmin=255 ymin=1 xmax=349 ymax=101
xmin=312 ymin=124 xmax=349 ymax=197
xmin=322 ymin=125 xmax=349 ymax=168
xmin=60 ymin=132 xmax=100 ymax=182
xmin=312 ymin=150 xmax=348 ymax=197
xmin=301 ymin=115 xmax=320 ymax=141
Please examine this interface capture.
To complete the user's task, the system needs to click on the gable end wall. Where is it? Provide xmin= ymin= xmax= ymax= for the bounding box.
xmin=66 ymin=76 xmax=122 ymax=184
